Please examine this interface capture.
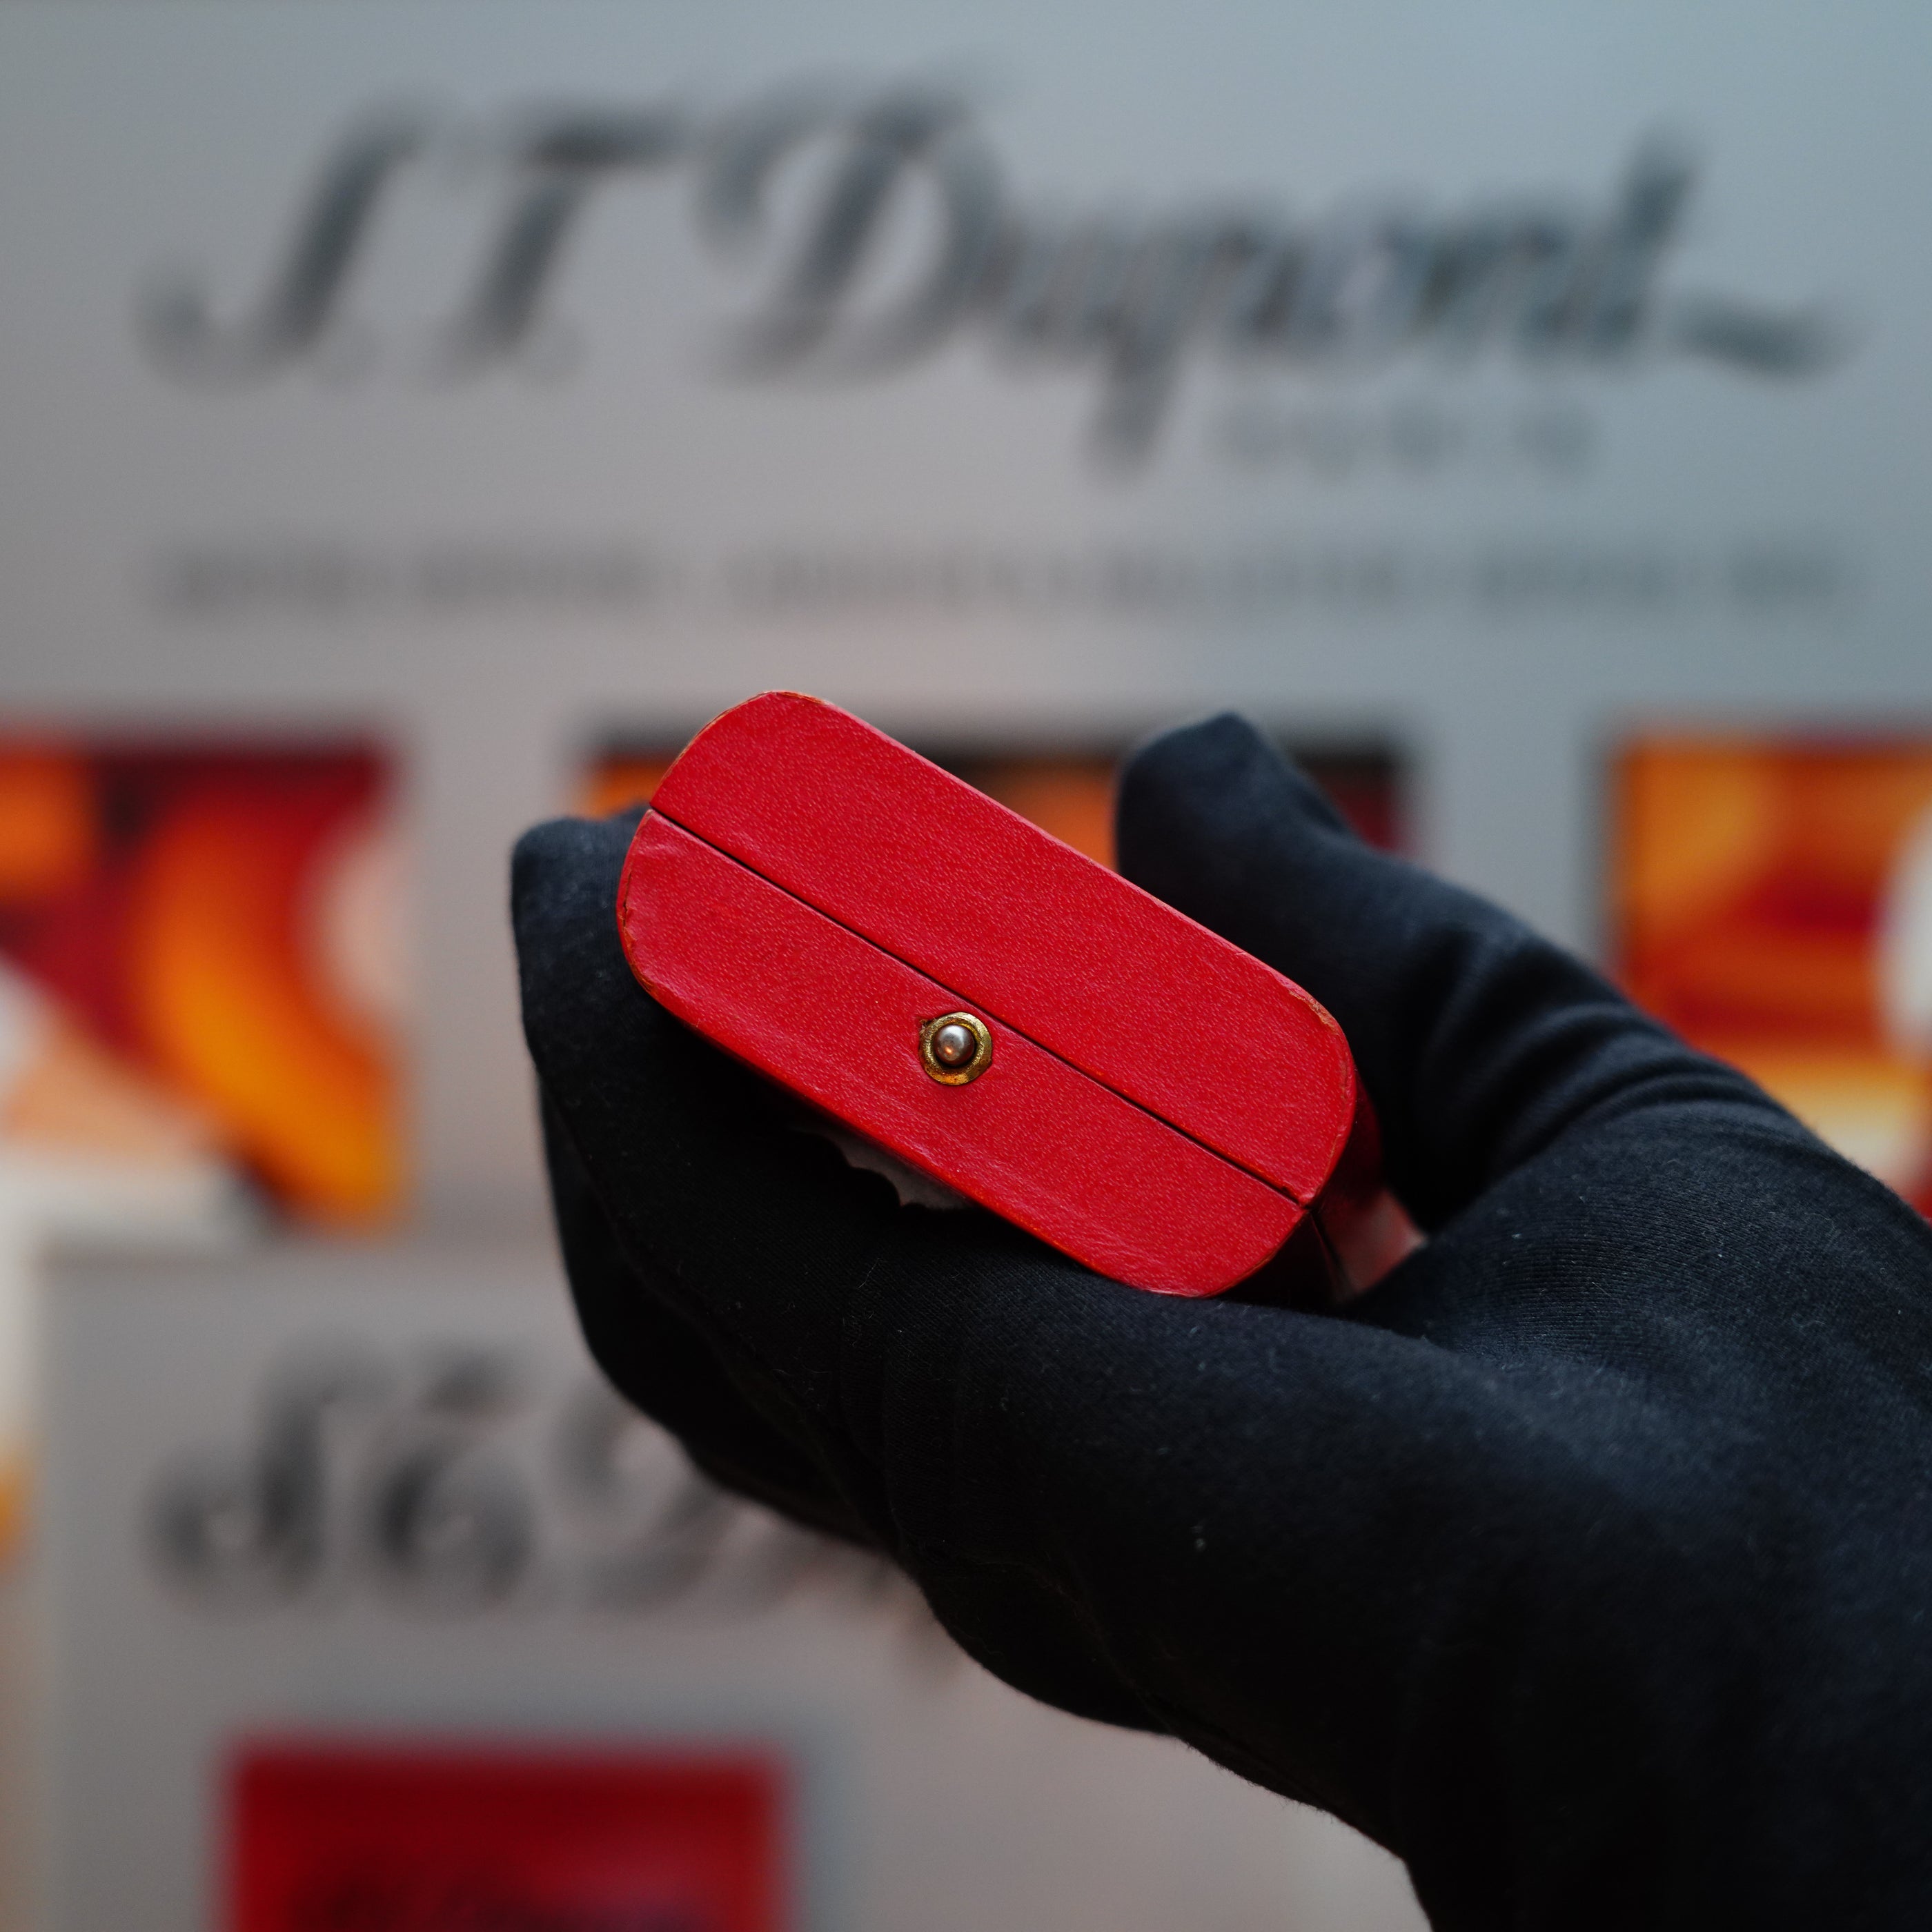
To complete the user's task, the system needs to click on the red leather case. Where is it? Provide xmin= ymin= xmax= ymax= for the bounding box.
xmin=617 ymin=692 xmax=1379 ymax=1297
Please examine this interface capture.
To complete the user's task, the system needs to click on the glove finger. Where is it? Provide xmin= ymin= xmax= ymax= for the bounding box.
xmin=542 ymin=1088 xmax=878 ymax=1546
xmin=1114 ymin=714 xmax=1773 ymax=1229
xmin=513 ymin=811 xmax=900 ymax=1486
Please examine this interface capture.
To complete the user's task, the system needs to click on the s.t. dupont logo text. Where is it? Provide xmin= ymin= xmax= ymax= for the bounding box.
xmin=139 ymin=83 xmax=1844 ymax=466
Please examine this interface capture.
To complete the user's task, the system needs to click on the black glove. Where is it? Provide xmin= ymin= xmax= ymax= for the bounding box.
xmin=513 ymin=716 xmax=1932 ymax=1931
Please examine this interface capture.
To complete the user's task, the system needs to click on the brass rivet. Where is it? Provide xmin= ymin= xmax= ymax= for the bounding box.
xmin=920 ymin=1011 xmax=992 ymax=1085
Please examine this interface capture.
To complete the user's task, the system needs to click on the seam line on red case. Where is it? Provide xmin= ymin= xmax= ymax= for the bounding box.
xmin=639 ymin=806 xmax=1314 ymax=1207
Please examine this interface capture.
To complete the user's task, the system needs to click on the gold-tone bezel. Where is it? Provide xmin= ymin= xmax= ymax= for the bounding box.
xmin=919 ymin=1012 xmax=994 ymax=1085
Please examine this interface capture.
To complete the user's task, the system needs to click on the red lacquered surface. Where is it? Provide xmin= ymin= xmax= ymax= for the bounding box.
xmin=649 ymin=693 xmax=1354 ymax=1203
xmin=622 ymin=814 xmax=1301 ymax=1296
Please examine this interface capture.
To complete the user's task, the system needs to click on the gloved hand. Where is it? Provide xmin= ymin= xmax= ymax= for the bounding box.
xmin=513 ymin=715 xmax=1932 ymax=1931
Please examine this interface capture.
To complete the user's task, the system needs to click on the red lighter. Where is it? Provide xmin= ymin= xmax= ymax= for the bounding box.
xmin=618 ymin=693 xmax=1414 ymax=1299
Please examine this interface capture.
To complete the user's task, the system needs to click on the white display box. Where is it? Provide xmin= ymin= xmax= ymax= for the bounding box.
xmin=37 ymin=1237 xmax=1421 ymax=1932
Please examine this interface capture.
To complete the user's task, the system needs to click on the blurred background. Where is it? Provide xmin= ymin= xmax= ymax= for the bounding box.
xmin=1 ymin=1 xmax=1929 ymax=1925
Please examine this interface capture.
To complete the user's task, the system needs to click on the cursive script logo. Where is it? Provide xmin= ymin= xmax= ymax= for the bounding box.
xmin=146 ymin=1341 xmax=933 ymax=1624
xmin=139 ymin=83 xmax=1846 ymax=466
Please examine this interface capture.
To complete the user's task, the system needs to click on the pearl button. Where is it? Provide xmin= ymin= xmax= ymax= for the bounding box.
xmin=920 ymin=1012 xmax=992 ymax=1084
xmin=930 ymin=1022 xmax=977 ymax=1068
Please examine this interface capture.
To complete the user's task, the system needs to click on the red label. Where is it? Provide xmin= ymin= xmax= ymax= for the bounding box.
xmin=227 ymin=1744 xmax=786 ymax=1932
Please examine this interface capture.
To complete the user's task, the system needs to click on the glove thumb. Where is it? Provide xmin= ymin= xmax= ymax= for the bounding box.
xmin=1115 ymin=713 xmax=1759 ymax=1229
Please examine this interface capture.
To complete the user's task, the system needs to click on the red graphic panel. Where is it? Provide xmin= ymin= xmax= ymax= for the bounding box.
xmin=1612 ymin=738 xmax=1932 ymax=1212
xmin=228 ymin=1744 xmax=787 ymax=1932
xmin=0 ymin=740 xmax=402 ymax=1225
